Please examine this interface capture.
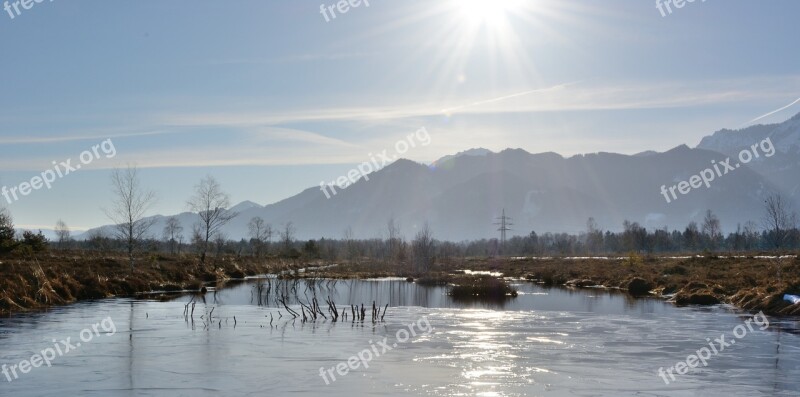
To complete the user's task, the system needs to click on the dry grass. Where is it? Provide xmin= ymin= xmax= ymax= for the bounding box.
xmin=0 ymin=251 xmax=306 ymax=317
xmin=3 ymin=252 xmax=799 ymax=316
xmin=469 ymin=255 xmax=800 ymax=315
xmin=449 ymin=275 xmax=518 ymax=300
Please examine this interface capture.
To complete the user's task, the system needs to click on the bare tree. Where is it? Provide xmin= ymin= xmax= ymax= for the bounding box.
xmin=187 ymin=176 xmax=238 ymax=267
xmin=191 ymin=223 xmax=204 ymax=253
xmin=762 ymin=194 xmax=797 ymax=249
xmin=702 ymin=209 xmax=722 ymax=250
xmin=105 ymin=165 xmax=156 ymax=271
xmin=343 ymin=226 xmax=356 ymax=260
xmin=85 ymin=229 xmax=107 ymax=251
xmin=214 ymin=232 xmax=228 ymax=257
xmin=387 ymin=216 xmax=402 ymax=261
xmin=247 ymin=216 xmax=272 ymax=257
xmin=411 ymin=222 xmax=435 ymax=273
xmin=177 ymin=234 xmax=185 ymax=254
xmin=586 ymin=217 xmax=603 ymax=254
xmin=54 ymin=219 xmax=71 ymax=250
xmin=162 ymin=216 xmax=183 ymax=255
xmin=743 ymin=221 xmax=760 ymax=251
xmin=279 ymin=222 xmax=295 ymax=253
xmin=622 ymin=220 xmax=647 ymax=252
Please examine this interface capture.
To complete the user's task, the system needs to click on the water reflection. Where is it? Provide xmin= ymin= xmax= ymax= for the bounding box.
xmin=164 ymin=279 xmax=678 ymax=316
xmin=0 ymin=281 xmax=798 ymax=396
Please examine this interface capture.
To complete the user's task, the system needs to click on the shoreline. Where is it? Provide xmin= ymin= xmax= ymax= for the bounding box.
xmin=2 ymin=253 xmax=799 ymax=317
xmin=0 ymin=253 xmax=308 ymax=317
xmin=460 ymin=255 xmax=800 ymax=316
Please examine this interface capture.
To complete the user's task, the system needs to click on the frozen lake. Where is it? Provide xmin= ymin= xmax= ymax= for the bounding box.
xmin=1 ymin=278 xmax=798 ymax=396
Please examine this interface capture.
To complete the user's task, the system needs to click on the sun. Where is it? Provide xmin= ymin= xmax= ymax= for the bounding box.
xmin=455 ymin=0 xmax=522 ymax=28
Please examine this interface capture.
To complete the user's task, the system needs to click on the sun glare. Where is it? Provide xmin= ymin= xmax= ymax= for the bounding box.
xmin=456 ymin=0 xmax=521 ymax=27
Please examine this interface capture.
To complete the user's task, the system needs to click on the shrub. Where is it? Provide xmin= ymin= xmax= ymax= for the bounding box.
xmin=0 ymin=209 xmax=15 ymax=253
xmin=303 ymin=240 xmax=320 ymax=259
xmin=416 ymin=274 xmax=451 ymax=286
xmin=20 ymin=230 xmax=48 ymax=253
xmin=663 ymin=265 xmax=688 ymax=276
xmin=626 ymin=277 xmax=653 ymax=296
xmin=449 ymin=276 xmax=518 ymax=300
xmin=624 ymin=252 xmax=643 ymax=266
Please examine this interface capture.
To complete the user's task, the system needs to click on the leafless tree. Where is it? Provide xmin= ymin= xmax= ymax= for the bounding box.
xmin=622 ymin=220 xmax=647 ymax=252
xmin=214 ymin=232 xmax=228 ymax=257
xmin=279 ymin=222 xmax=295 ymax=253
xmin=702 ymin=209 xmax=722 ymax=250
xmin=248 ymin=216 xmax=272 ymax=257
xmin=412 ymin=222 xmax=435 ymax=273
xmin=191 ymin=223 xmax=204 ymax=253
xmin=742 ymin=221 xmax=760 ymax=250
xmin=343 ymin=226 xmax=356 ymax=260
xmin=387 ymin=216 xmax=402 ymax=261
xmin=586 ymin=217 xmax=603 ymax=254
xmin=86 ymin=229 xmax=108 ymax=251
xmin=54 ymin=219 xmax=71 ymax=250
xmin=162 ymin=216 xmax=183 ymax=255
xmin=187 ymin=175 xmax=238 ymax=267
xmin=762 ymin=194 xmax=797 ymax=249
xmin=105 ymin=165 xmax=156 ymax=271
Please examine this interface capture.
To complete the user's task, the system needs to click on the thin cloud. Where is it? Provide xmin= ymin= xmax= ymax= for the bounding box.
xmin=0 ymin=126 xmax=376 ymax=170
xmin=16 ymin=224 xmax=89 ymax=232
xmin=440 ymin=82 xmax=580 ymax=114
xmin=210 ymin=51 xmax=380 ymax=65
xmin=160 ymin=78 xmax=799 ymax=127
xmin=248 ymin=127 xmax=361 ymax=148
xmin=0 ymin=129 xmax=170 ymax=145
xmin=745 ymin=96 xmax=800 ymax=126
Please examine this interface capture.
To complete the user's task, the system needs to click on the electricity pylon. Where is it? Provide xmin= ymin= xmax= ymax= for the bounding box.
xmin=494 ymin=208 xmax=513 ymax=254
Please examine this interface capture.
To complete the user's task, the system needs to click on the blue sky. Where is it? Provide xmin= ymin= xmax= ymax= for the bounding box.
xmin=0 ymin=0 xmax=798 ymax=231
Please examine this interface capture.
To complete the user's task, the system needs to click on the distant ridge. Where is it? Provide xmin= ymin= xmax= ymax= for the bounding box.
xmin=79 ymin=113 xmax=800 ymax=242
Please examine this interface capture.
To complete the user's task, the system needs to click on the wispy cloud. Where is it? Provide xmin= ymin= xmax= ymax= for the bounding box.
xmin=159 ymin=77 xmax=800 ymax=127
xmin=209 ymin=51 xmax=380 ymax=65
xmin=440 ymin=82 xmax=580 ymax=113
xmin=0 ymin=126 xmax=378 ymax=170
xmin=745 ymin=96 xmax=800 ymax=126
xmin=4 ymin=77 xmax=798 ymax=170
xmin=0 ymin=129 xmax=170 ymax=145
xmin=247 ymin=127 xmax=361 ymax=148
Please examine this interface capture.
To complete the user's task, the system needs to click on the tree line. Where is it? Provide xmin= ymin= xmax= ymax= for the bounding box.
xmin=0 ymin=164 xmax=796 ymax=267
xmin=490 ymin=196 xmax=798 ymax=256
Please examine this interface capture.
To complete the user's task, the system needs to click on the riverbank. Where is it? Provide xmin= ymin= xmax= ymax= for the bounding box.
xmin=3 ymin=253 xmax=799 ymax=317
xmin=463 ymin=255 xmax=800 ymax=316
xmin=0 ymin=252 xmax=305 ymax=317
xmin=300 ymin=254 xmax=800 ymax=316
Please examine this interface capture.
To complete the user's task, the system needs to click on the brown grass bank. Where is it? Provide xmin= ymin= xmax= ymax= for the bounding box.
xmin=452 ymin=254 xmax=800 ymax=316
xmin=3 ymin=252 xmax=799 ymax=317
xmin=279 ymin=255 xmax=800 ymax=315
xmin=0 ymin=252 xmax=306 ymax=317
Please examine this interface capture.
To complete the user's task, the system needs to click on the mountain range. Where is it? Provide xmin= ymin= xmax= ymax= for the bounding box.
xmin=79 ymin=112 xmax=800 ymax=242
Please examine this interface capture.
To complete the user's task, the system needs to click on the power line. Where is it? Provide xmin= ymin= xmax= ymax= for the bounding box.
xmin=494 ymin=208 xmax=513 ymax=249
